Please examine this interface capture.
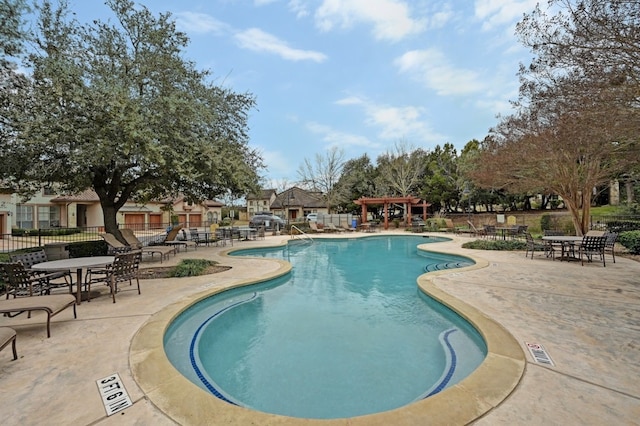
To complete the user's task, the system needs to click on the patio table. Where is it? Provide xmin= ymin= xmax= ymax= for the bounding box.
xmin=541 ymin=236 xmax=583 ymax=261
xmin=32 ymin=256 xmax=115 ymax=304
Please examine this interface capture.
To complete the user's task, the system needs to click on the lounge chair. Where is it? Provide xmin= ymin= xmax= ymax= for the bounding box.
xmin=120 ymin=229 xmax=175 ymax=263
xmin=163 ymin=225 xmax=197 ymax=252
xmin=326 ymin=223 xmax=345 ymax=233
xmin=340 ymin=221 xmax=356 ymax=232
xmin=0 ymin=327 xmax=17 ymax=360
xmin=100 ymin=233 xmax=131 ymax=254
xmin=438 ymin=218 xmax=456 ymax=233
xmin=0 ymin=294 xmax=76 ymax=338
xmin=309 ymin=222 xmax=324 ymax=233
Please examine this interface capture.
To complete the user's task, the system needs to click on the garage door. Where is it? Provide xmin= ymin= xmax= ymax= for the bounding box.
xmin=124 ymin=214 xmax=145 ymax=229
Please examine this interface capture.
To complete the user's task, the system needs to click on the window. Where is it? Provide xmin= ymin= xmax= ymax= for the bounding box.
xmin=43 ymin=187 xmax=56 ymax=196
xmin=16 ymin=205 xmax=34 ymax=229
xmin=38 ymin=206 xmax=61 ymax=228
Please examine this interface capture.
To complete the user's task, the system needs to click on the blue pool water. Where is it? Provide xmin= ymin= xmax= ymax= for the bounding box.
xmin=164 ymin=235 xmax=486 ymax=419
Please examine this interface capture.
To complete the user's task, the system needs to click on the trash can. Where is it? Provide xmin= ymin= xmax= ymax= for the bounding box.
xmin=352 ymin=219 xmax=357 ymax=229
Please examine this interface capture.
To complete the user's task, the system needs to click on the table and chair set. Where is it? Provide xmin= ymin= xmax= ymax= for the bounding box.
xmin=527 ymin=230 xmax=617 ymax=267
xmin=0 ymin=246 xmax=145 ymax=356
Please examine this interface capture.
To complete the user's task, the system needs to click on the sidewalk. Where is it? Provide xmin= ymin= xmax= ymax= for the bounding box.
xmin=0 ymin=233 xmax=638 ymax=425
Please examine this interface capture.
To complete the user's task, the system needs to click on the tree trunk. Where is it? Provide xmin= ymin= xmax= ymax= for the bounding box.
xmin=100 ymin=202 xmax=125 ymax=243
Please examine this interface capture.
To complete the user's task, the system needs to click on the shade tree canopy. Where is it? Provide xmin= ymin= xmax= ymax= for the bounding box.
xmin=470 ymin=0 xmax=640 ymax=235
xmin=0 ymin=0 xmax=263 ymax=236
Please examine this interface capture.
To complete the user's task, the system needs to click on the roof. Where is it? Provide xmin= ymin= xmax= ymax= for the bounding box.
xmin=271 ymin=187 xmax=325 ymax=209
xmin=50 ymin=189 xmax=100 ymax=202
xmin=247 ymin=188 xmax=277 ymax=200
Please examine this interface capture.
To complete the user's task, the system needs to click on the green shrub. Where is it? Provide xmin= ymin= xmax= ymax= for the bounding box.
xmin=171 ymin=259 xmax=218 ymax=277
xmin=68 ymin=241 xmax=108 ymax=257
xmin=11 ymin=227 xmax=82 ymax=236
xmin=461 ymin=239 xmax=527 ymax=251
xmin=618 ymin=230 xmax=640 ymax=255
xmin=540 ymin=214 xmax=552 ymax=231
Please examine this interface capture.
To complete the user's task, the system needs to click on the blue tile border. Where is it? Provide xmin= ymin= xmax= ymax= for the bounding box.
xmin=188 ymin=292 xmax=258 ymax=405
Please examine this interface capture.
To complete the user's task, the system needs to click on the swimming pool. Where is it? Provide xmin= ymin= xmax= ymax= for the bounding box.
xmin=164 ymin=235 xmax=487 ymax=419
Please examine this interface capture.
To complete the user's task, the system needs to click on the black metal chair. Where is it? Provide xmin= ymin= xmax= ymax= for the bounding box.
xmin=525 ymin=232 xmax=546 ymax=259
xmin=1 ymin=262 xmax=51 ymax=298
xmin=603 ymin=232 xmax=618 ymax=263
xmin=578 ymin=235 xmax=607 ymax=267
xmin=10 ymin=250 xmax=73 ymax=293
xmin=84 ymin=250 xmax=142 ymax=303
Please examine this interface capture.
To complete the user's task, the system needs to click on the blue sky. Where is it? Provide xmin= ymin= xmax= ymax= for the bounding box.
xmin=67 ymin=0 xmax=538 ymax=186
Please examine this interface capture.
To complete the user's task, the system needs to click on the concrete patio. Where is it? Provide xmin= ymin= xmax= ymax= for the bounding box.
xmin=0 ymin=232 xmax=638 ymax=425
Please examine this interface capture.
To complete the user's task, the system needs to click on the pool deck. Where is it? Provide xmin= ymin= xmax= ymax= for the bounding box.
xmin=1 ymin=231 xmax=639 ymax=425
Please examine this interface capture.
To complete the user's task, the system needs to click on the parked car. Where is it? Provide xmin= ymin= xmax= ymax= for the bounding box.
xmin=249 ymin=214 xmax=285 ymax=230
xmin=306 ymin=213 xmax=318 ymax=222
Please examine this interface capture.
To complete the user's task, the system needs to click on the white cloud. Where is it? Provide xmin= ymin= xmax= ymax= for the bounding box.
xmin=174 ymin=12 xmax=230 ymax=35
xmin=474 ymin=0 xmax=537 ymax=31
xmin=394 ymin=48 xmax=485 ymax=96
xmin=335 ymin=96 xmax=447 ymax=144
xmin=314 ymin=0 xmax=426 ymax=42
xmin=306 ymin=122 xmax=377 ymax=149
xmin=254 ymin=0 xmax=278 ymax=5
xmin=235 ymin=28 xmax=328 ymax=62
xmin=288 ymin=0 xmax=310 ymax=18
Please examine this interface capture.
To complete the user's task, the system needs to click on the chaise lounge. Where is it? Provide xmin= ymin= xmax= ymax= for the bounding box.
xmin=0 ymin=295 xmax=76 ymax=338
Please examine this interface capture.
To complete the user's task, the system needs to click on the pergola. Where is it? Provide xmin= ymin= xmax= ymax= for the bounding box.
xmin=353 ymin=196 xmax=430 ymax=230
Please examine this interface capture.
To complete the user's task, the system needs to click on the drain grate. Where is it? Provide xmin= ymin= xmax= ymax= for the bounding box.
xmin=525 ymin=342 xmax=555 ymax=366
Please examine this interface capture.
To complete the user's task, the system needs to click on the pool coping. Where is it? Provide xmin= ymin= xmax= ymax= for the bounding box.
xmin=130 ymin=235 xmax=526 ymax=425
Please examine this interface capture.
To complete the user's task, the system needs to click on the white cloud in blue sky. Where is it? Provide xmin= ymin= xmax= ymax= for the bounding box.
xmin=56 ymin=0 xmax=536 ymax=184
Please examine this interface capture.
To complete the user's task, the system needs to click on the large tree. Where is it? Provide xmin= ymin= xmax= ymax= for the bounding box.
xmin=297 ymin=146 xmax=345 ymax=212
xmin=375 ymin=140 xmax=427 ymax=197
xmin=2 ymin=0 xmax=262 ymax=237
xmin=472 ymin=0 xmax=639 ymax=235
xmin=0 ymin=0 xmax=30 ymax=176
xmin=333 ymin=154 xmax=377 ymax=213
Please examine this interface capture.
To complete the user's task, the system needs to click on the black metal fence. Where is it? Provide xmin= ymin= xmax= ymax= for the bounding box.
xmin=590 ymin=215 xmax=640 ymax=232
xmin=0 ymin=222 xmax=220 ymax=254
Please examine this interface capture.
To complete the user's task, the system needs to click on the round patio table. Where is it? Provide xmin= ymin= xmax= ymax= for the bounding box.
xmin=32 ymin=256 xmax=115 ymax=304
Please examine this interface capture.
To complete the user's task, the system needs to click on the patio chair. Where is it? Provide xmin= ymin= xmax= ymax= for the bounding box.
xmin=9 ymin=250 xmax=73 ymax=293
xmin=120 ymin=228 xmax=175 ymax=263
xmin=603 ymin=232 xmax=618 ymax=263
xmin=1 ymin=262 xmax=51 ymax=298
xmin=543 ymin=230 xmax=564 ymax=259
xmin=0 ymin=327 xmax=17 ymax=360
xmin=483 ymin=225 xmax=497 ymax=240
xmin=525 ymin=232 xmax=547 ymax=259
xmin=578 ymin=235 xmax=607 ymax=267
xmin=84 ymin=250 xmax=142 ymax=303
xmin=0 ymin=294 xmax=76 ymax=338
